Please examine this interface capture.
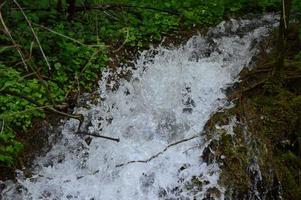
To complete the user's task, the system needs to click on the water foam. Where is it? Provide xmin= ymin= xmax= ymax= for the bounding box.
xmin=3 ymin=14 xmax=278 ymax=200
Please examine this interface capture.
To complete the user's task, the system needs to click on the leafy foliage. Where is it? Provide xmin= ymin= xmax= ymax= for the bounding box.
xmin=0 ymin=127 xmax=23 ymax=166
xmin=0 ymin=0 xmax=296 ymax=167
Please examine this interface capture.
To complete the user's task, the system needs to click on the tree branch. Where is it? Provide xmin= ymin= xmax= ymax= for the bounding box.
xmin=77 ymin=131 xmax=120 ymax=142
xmin=116 ymin=135 xmax=198 ymax=167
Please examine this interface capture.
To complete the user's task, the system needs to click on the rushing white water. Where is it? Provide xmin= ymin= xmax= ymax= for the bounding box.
xmin=3 ymin=15 xmax=278 ymax=200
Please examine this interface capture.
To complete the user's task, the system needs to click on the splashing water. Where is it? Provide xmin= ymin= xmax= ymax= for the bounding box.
xmin=4 ymin=15 xmax=278 ymax=200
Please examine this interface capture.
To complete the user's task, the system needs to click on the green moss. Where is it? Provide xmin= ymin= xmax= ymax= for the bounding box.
xmin=206 ymin=77 xmax=301 ymax=198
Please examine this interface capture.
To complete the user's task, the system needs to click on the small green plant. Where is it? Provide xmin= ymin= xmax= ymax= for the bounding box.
xmin=0 ymin=126 xmax=23 ymax=166
xmin=0 ymin=0 xmax=297 ymax=168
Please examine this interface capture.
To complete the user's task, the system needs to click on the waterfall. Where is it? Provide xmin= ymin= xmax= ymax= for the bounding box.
xmin=3 ymin=14 xmax=278 ymax=200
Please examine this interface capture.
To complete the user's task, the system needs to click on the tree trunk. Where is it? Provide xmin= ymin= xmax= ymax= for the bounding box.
xmin=56 ymin=0 xmax=62 ymax=13
xmin=67 ymin=0 xmax=76 ymax=20
xmin=274 ymin=0 xmax=292 ymax=80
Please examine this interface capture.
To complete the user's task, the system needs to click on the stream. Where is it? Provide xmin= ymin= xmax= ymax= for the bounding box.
xmin=3 ymin=14 xmax=278 ymax=200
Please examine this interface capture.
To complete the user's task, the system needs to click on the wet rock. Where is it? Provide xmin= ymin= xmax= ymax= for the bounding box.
xmin=158 ymin=187 xmax=167 ymax=198
xmin=204 ymin=187 xmax=221 ymax=199
xmin=182 ymin=108 xmax=193 ymax=114
xmin=140 ymin=172 xmax=155 ymax=194
xmin=202 ymin=140 xmax=218 ymax=164
xmin=178 ymin=163 xmax=191 ymax=172
xmin=0 ymin=181 xmax=5 ymax=200
xmin=84 ymin=137 xmax=92 ymax=145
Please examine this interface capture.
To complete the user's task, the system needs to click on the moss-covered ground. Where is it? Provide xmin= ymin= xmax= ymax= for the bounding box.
xmin=203 ymin=23 xmax=301 ymax=199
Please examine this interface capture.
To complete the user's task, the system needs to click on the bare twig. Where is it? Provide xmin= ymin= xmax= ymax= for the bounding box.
xmin=0 ymin=2 xmax=6 ymax=9
xmin=64 ymin=50 xmax=100 ymax=99
xmin=0 ymin=11 xmax=29 ymax=71
xmin=182 ymin=144 xmax=200 ymax=154
xmin=0 ymin=45 xmax=15 ymax=53
xmin=116 ymin=135 xmax=198 ymax=167
xmin=103 ymin=10 xmax=119 ymax=21
xmin=33 ymin=23 xmax=88 ymax=47
xmin=0 ymin=13 xmax=54 ymax=104
xmin=0 ymin=16 xmax=55 ymax=106
xmin=0 ymin=120 xmax=4 ymax=134
xmin=282 ymin=0 xmax=287 ymax=29
xmin=29 ymin=41 xmax=34 ymax=58
xmin=77 ymin=131 xmax=120 ymax=142
xmin=33 ymin=23 xmax=104 ymax=49
xmin=46 ymin=106 xmax=84 ymax=121
xmin=13 ymin=0 xmax=51 ymax=71
xmin=113 ymin=27 xmax=129 ymax=53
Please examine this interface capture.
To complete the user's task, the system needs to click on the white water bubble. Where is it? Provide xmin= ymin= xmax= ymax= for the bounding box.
xmin=3 ymin=14 xmax=278 ymax=200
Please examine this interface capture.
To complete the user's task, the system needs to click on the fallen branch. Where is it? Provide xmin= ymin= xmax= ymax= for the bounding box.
xmin=77 ymin=131 xmax=120 ymax=142
xmin=46 ymin=106 xmax=84 ymax=124
xmin=116 ymin=135 xmax=198 ymax=167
